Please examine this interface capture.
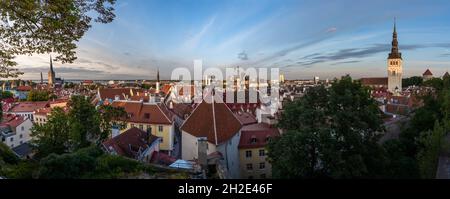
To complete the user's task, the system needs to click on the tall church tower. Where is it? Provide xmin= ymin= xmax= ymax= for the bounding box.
xmin=387 ymin=19 xmax=402 ymax=93
xmin=48 ymin=56 xmax=56 ymax=86
xmin=156 ymin=68 xmax=160 ymax=93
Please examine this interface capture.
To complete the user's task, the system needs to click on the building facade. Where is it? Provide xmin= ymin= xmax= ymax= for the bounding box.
xmin=111 ymin=100 xmax=175 ymax=154
xmin=0 ymin=115 xmax=33 ymax=149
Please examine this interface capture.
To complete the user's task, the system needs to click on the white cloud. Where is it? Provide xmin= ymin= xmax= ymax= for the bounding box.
xmin=182 ymin=16 xmax=216 ymax=50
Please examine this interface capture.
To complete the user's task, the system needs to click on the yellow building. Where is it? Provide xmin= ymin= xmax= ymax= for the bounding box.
xmin=111 ymin=101 xmax=175 ymax=154
xmin=238 ymin=123 xmax=279 ymax=179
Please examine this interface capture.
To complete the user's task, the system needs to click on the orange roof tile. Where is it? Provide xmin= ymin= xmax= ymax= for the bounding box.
xmin=180 ymin=97 xmax=242 ymax=145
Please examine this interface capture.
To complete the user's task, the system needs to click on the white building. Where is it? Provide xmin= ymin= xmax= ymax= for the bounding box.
xmin=180 ymin=97 xmax=243 ymax=178
xmin=0 ymin=115 xmax=33 ymax=149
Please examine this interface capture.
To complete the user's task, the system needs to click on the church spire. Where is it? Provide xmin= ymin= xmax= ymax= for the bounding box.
xmin=388 ymin=18 xmax=402 ymax=59
xmin=157 ymin=68 xmax=160 ymax=82
xmin=50 ymin=55 xmax=54 ymax=72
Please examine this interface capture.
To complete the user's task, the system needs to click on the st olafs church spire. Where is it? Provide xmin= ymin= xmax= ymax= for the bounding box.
xmin=388 ymin=18 xmax=402 ymax=59
xmin=387 ymin=18 xmax=403 ymax=94
xmin=48 ymin=55 xmax=56 ymax=87
xmin=156 ymin=68 xmax=160 ymax=93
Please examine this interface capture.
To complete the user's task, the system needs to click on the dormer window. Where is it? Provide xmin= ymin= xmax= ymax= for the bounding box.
xmin=250 ymin=136 xmax=257 ymax=144
xmin=128 ymin=113 xmax=133 ymax=118
xmin=265 ymin=136 xmax=272 ymax=143
xmin=144 ymin=113 xmax=150 ymax=119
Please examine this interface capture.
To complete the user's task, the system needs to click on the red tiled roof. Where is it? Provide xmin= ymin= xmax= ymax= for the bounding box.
xmin=167 ymin=101 xmax=194 ymax=119
xmin=423 ymin=69 xmax=433 ymax=76
xmin=111 ymin=101 xmax=172 ymax=124
xmin=238 ymin=123 xmax=279 ymax=149
xmin=444 ymin=72 xmax=450 ymax=78
xmin=82 ymin=80 xmax=94 ymax=83
xmin=360 ymin=77 xmax=388 ymax=86
xmin=102 ymin=127 xmax=160 ymax=159
xmin=16 ymin=86 xmax=32 ymax=91
xmin=34 ymin=107 xmax=52 ymax=116
xmin=161 ymin=84 xmax=172 ymax=95
xmin=150 ymin=151 xmax=176 ymax=165
xmin=234 ymin=111 xmax=257 ymax=125
xmin=98 ymin=88 xmax=143 ymax=101
xmin=1 ymin=114 xmax=26 ymax=129
xmin=9 ymin=101 xmax=49 ymax=113
xmin=180 ymin=97 xmax=242 ymax=145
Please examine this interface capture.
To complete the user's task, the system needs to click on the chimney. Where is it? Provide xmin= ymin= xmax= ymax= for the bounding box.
xmin=197 ymin=137 xmax=208 ymax=170
xmin=111 ymin=125 xmax=120 ymax=138
xmin=169 ymin=101 xmax=173 ymax=109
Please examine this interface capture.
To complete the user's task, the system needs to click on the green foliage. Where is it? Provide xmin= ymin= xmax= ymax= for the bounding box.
xmin=382 ymin=140 xmax=420 ymax=178
xmin=0 ymin=142 xmax=19 ymax=165
xmin=27 ymin=90 xmax=51 ymax=101
xmin=35 ymin=146 xmax=153 ymax=179
xmin=269 ymin=75 xmax=386 ymax=178
xmin=98 ymin=105 xmax=127 ymax=141
xmin=68 ymin=95 xmax=102 ymax=149
xmin=63 ymin=82 xmax=75 ymax=89
xmin=397 ymin=74 xmax=450 ymax=179
xmin=140 ymin=84 xmax=151 ymax=90
xmin=402 ymin=76 xmax=423 ymax=88
xmin=417 ymin=121 xmax=448 ymax=178
xmin=0 ymin=0 xmax=116 ymax=78
xmin=30 ymin=107 xmax=71 ymax=158
xmin=0 ymin=91 xmax=14 ymax=99
xmin=423 ymin=78 xmax=444 ymax=92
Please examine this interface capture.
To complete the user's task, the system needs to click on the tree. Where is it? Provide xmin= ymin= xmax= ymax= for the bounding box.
xmin=0 ymin=0 xmax=116 ymax=78
xmin=68 ymin=95 xmax=102 ymax=149
xmin=0 ymin=91 xmax=13 ymax=99
xmin=27 ymin=90 xmax=51 ymax=101
xmin=402 ymin=76 xmax=423 ymax=88
xmin=30 ymin=107 xmax=71 ymax=158
xmin=268 ymin=75 xmax=387 ymax=178
xmin=98 ymin=105 xmax=127 ymax=142
xmin=382 ymin=140 xmax=420 ymax=178
xmin=417 ymin=121 xmax=448 ymax=178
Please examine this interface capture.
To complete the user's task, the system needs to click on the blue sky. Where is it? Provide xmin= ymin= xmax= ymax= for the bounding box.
xmin=17 ymin=0 xmax=450 ymax=80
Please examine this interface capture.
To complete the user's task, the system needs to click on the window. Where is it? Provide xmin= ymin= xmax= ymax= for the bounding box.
xmin=21 ymin=126 xmax=24 ymax=131
xmin=246 ymin=164 xmax=253 ymax=170
xmin=250 ymin=137 xmax=257 ymax=144
xmin=259 ymin=162 xmax=265 ymax=170
xmin=144 ymin=113 xmax=150 ymax=119
xmin=245 ymin=150 xmax=252 ymax=158
xmin=131 ymin=124 xmax=135 ymax=128
xmin=158 ymin=125 xmax=163 ymax=132
xmin=139 ymin=125 xmax=143 ymax=130
xmin=259 ymin=149 xmax=265 ymax=157
xmin=10 ymin=137 xmax=13 ymax=142
xmin=20 ymin=141 xmax=23 ymax=144
xmin=260 ymin=174 xmax=266 ymax=179
xmin=19 ymin=134 xmax=23 ymax=139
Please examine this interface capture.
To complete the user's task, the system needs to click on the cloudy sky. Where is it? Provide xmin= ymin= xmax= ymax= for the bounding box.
xmin=15 ymin=0 xmax=450 ymax=80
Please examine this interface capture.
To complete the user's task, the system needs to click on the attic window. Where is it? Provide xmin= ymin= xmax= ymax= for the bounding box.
xmin=144 ymin=113 xmax=150 ymax=119
xmin=128 ymin=113 xmax=133 ymax=118
xmin=265 ymin=136 xmax=272 ymax=143
xmin=250 ymin=136 xmax=257 ymax=144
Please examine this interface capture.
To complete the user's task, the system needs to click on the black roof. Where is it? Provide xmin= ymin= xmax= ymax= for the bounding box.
xmin=12 ymin=142 xmax=33 ymax=158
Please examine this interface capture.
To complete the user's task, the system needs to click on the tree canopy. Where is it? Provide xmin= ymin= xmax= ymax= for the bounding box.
xmin=268 ymin=75 xmax=386 ymax=178
xmin=0 ymin=0 xmax=116 ymax=78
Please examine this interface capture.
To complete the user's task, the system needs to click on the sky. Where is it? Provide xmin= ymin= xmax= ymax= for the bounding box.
xmin=14 ymin=0 xmax=450 ymax=80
